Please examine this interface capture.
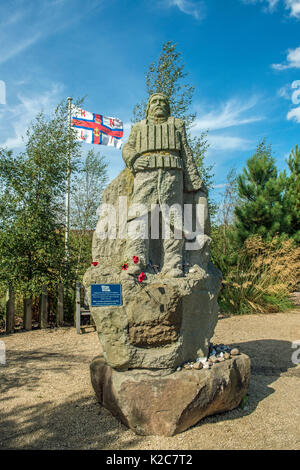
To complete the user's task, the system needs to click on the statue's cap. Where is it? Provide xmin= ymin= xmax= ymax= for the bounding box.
xmin=148 ymin=92 xmax=167 ymax=101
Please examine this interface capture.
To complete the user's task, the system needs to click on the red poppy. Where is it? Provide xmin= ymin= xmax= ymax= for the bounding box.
xmin=92 ymin=262 xmax=99 ymax=266
xmin=138 ymin=272 xmax=146 ymax=282
xmin=133 ymin=256 xmax=139 ymax=264
xmin=121 ymin=263 xmax=129 ymax=271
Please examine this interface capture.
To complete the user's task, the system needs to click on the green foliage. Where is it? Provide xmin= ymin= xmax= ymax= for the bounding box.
xmin=217 ymin=235 xmax=298 ymax=315
xmin=234 ymin=139 xmax=285 ymax=244
xmin=190 ymin=132 xmax=216 ymax=217
xmin=70 ymin=149 xmax=108 ymax=231
xmin=211 ymin=225 xmax=239 ymax=276
xmin=240 ymin=394 xmax=249 ymax=410
xmin=211 ymin=169 xmax=240 ymax=263
xmin=0 ymin=99 xmax=82 ymax=298
xmin=0 ymin=96 xmax=109 ymax=325
xmin=69 ymin=149 xmax=108 ymax=280
xmin=132 ymin=41 xmax=195 ymax=128
xmin=281 ymin=145 xmax=300 ymax=242
xmin=0 ymin=292 xmax=6 ymax=329
xmin=212 ymin=153 xmax=300 ymax=316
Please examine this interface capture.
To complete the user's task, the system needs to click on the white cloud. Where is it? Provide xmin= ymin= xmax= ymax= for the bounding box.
xmin=0 ymin=34 xmax=41 ymax=66
xmin=277 ymin=84 xmax=291 ymax=99
xmin=190 ymin=97 xmax=259 ymax=152
xmin=192 ymin=97 xmax=262 ymax=131
xmin=0 ymin=1 xmax=104 ymax=66
xmin=268 ymin=0 xmax=281 ymax=8
xmin=123 ymin=122 xmax=132 ymax=133
xmin=164 ymin=0 xmax=205 ymax=20
xmin=272 ymin=46 xmax=300 ymax=70
xmin=285 ymin=0 xmax=300 ymax=17
xmin=262 ymin=0 xmax=280 ymax=11
xmin=242 ymin=0 xmax=300 ymax=17
xmin=207 ymin=134 xmax=252 ymax=151
xmin=0 ymin=83 xmax=64 ymax=149
xmin=287 ymin=105 xmax=300 ymax=122
xmin=241 ymin=0 xmax=280 ymax=12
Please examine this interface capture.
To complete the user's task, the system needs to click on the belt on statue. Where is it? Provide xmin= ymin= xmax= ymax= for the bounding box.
xmin=134 ymin=153 xmax=183 ymax=170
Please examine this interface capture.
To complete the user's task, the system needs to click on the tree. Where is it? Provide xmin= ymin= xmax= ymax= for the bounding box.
xmin=210 ymin=169 xmax=240 ymax=273
xmin=132 ymin=41 xmax=195 ymax=128
xmin=220 ymin=169 xmax=239 ymax=228
xmin=69 ymin=149 xmax=108 ymax=279
xmin=233 ymin=139 xmax=285 ymax=244
xmin=0 ymin=100 xmax=81 ymax=301
xmin=132 ymin=41 xmax=215 ymax=200
xmin=282 ymin=145 xmax=300 ymax=242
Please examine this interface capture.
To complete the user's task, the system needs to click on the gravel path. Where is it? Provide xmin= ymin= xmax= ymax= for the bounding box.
xmin=0 ymin=310 xmax=299 ymax=450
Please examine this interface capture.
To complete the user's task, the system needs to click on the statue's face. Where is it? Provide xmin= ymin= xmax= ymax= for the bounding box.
xmin=148 ymin=95 xmax=169 ymax=120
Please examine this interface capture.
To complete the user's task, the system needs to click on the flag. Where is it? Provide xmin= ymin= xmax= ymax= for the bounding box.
xmin=71 ymin=105 xmax=123 ymax=149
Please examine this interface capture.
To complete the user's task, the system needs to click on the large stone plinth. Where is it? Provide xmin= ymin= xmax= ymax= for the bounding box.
xmin=84 ymin=262 xmax=221 ymax=372
xmin=90 ymin=353 xmax=251 ymax=436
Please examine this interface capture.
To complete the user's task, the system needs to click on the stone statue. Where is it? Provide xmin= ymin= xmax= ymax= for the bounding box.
xmin=122 ymin=93 xmax=208 ymax=278
xmin=83 ymin=93 xmax=250 ymax=437
xmin=84 ymin=92 xmax=219 ymax=370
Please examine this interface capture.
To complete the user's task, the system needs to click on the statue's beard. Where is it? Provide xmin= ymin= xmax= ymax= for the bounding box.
xmin=148 ymin=110 xmax=168 ymax=123
xmin=154 ymin=107 xmax=166 ymax=116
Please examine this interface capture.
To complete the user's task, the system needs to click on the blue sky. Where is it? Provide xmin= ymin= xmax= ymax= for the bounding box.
xmin=1 ymin=0 xmax=300 ymax=202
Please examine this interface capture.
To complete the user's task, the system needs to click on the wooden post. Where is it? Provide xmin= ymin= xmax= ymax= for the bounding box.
xmin=6 ymin=286 xmax=15 ymax=334
xmin=23 ymin=298 xmax=32 ymax=331
xmin=57 ymin=283 xmax=64 ymax=326
xmin=76 ymin=282 xmax=81 ymax=334
xmin=40 ymin=285 xmax=48 ymax=329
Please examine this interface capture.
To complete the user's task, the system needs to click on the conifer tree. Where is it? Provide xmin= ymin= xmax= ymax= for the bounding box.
xmin=234 ymin=140 xmax=285 ymax=244
xmin=282 ymin=145 xmax=300 ymax=242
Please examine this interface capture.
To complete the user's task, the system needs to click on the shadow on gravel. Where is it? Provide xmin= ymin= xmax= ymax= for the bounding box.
xmin=237 ymin=338 xmax=299 ymax=379
xmin=1 ymin=338 xmax=298 ymax=447
xmin=0 ymin=394 xmax=142 ymax=450
xmin=0 ymin=350 xmax=90 ymax=393
xmin=193 ymin=338 xmax=299 ymax=429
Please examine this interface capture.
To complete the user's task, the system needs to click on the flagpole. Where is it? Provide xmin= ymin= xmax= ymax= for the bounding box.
xmin=65 ymin=96 xmax=72 ymax=261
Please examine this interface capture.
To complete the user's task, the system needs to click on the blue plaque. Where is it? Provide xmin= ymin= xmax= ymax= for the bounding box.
xmin=91 ymin=284 xmax=122 ymax=307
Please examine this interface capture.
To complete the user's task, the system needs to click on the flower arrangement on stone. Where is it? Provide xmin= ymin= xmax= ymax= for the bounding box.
xmin=121 ymin=256 xmax=146 ymax=283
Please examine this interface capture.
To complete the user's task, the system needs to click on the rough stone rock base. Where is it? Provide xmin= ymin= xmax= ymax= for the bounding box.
xmin=90 ymin=354 xmax=251 ymax=436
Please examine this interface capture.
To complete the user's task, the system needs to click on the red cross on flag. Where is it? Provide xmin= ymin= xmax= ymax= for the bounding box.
xmin=71 ymin=105 xmax=123 ymax=149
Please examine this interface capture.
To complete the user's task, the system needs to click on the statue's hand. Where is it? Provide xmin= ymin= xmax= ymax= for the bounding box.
xmin=133 ymin=156 xmax=149 ymax=171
